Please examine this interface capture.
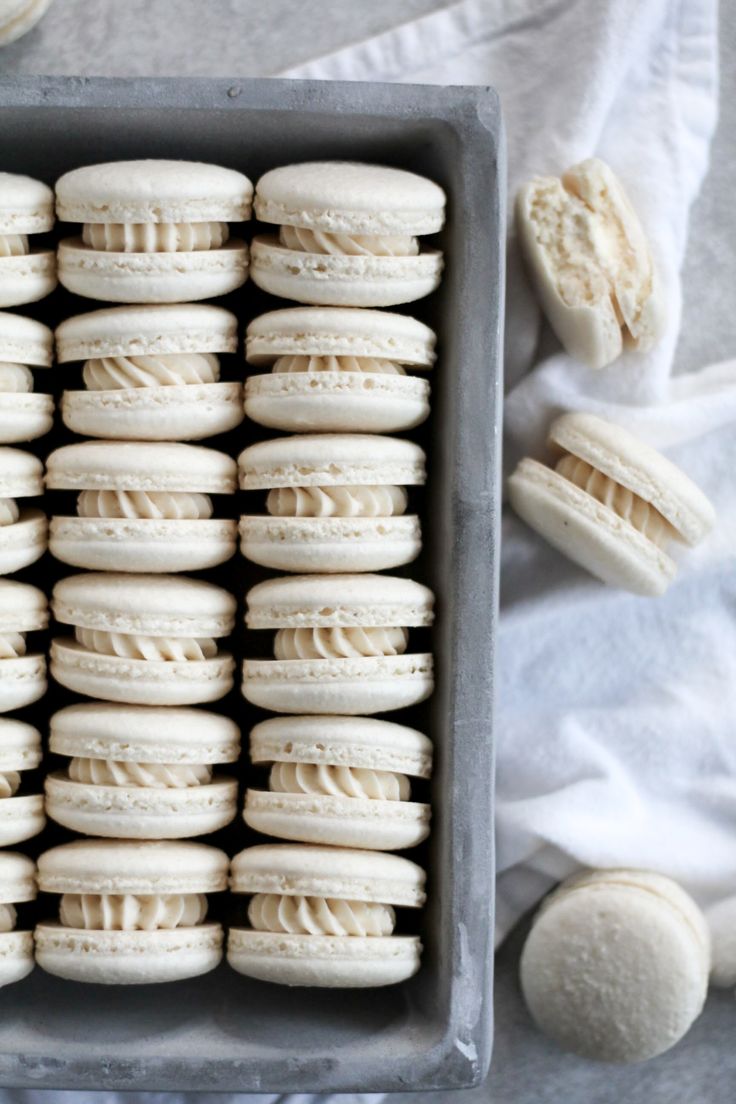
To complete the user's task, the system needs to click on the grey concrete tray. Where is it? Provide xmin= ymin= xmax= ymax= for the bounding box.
xmin=0 ymin=75 xmax=504 ymax=1094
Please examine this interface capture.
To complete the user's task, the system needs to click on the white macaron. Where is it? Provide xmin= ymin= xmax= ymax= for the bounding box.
xmin=0 ymin=579 xmax=47 ymax=713
xmin=243 ymin=573 xmax=434 ymax=715
xmin=0 ymin=447 xmax=46 ymax=574
xmin=245 ymin=307 xmax=436 ymax=433
xmin=56 ymin=160 xmax=252 ymax=303
xmin=239 ymin=434 xmax=425 ymax=573
xmin=251 ymin=162 xmax=445 ymax=307
xmin=508 ymin=412 xmax=715 ymax=596
xmin=56 ymin=303 xmax=243 ymax=441
xmin=0 ymin=0 xmax=53 ymax=45
xmin=0 ymin=718 xmax=44 ymax=845
xmin=228 ymin=844 xmax=426 ymax=988
xmin=0 ymin=312 xmax=54 ymax=443
xmin=0 ymin=173 xmax=56 ymax=307
xmin=35 ymin=839 xmax=228 ymax=985
xmin=46 ymin=440 xmax=237 ymax=573
xmin=51 ymin=572 xmax=236 ymax=706
xmin=0 ymin=851 xmax=36 ymax=990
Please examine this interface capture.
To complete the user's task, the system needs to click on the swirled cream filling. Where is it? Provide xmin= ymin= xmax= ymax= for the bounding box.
xmin=0 ymin=631 xmax=26 ymax=658
xmin=278 ymin=225 xmax=418 ymax=257
xmin=0 ymin=905 xmax=17 ymax=933
xmin=266 ymin=485 xmax=407 ymax=519
xmin=83 ymin=353 xmax=220 ymax=390
xmin=274 ymin=626 xmax=408 ymax=661
xmin=272 ymin=354 xmax=405 ymax=375
xmin=74 ymin=627 xmax=218 ymax=662
xmin=269 ymin=761 xmax=410 ymax=801
xmin=556 ymin=454 xmax=678 ymax=548
xmin=77 ymin=490 xmax=213 ymax=521
xmin=82 ymin=222 xmax=229 ymax=253
xmin=0 ymin=363 xmax=34 ymax=392
xmin=0 ymin=498 xmax=19 ymax=526
xmin=0 ymin=234 xmax=29 ymax=257
xmin=248 ymin=893 xmax=395 ymax=937
xmin=0 ymin=771 xmax=21 ymax=799
xmin=59 ymin=892 xmax=208 ymax=930
xmin=68 ymin=758 xmax=212 ymax=788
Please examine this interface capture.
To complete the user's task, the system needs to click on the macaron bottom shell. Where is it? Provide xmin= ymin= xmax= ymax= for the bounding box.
xmin=0 ymin=510 xmax=47 ymax=575
xmin=0 ymin=655 xmax=47 ymax=714
xmin=50 ymin=517 xmax=238 ymax=574
xmin=61 ymin=382 xmax=245 ymax=442
xmin=0 ymin=931 xmax=34 ymax=989
xmin=0 ymin=793 xmax=45 ymax=846
xmin=0 ymin=253 xmax=57 ymax=308
xmin=0 ymin=393 xmax=54 ymax=444
xmin=239 ymin=515 xmax=421 ymax=574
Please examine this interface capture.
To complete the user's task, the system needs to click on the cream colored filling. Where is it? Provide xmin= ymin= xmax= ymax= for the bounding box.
xmin=272 ymin=354 xmax=405 ymax=375
xmin=0 ymin=498 xmax=19 ymax=526
xmin=83 ymin=353 xmax=220 ymax=390
xmin=77 ymin=490 xmax=213 ymax=521
xmin=0 ymin=905 xmax=17 ymax=933
xmin=0 ymin=363 xmax=34 ymax=393
xmin=0 ymin=771 xmax=21 ymax=799
xmin=74 ymin=627 xmax=217 ymax=661
xmin=68 ymin=758 xmax=212 ymax=788
xmin=0 ymin=631 xmax=26 ymax=658
xmin=269 ymin=761 xmax=410 ymax=801
xmin=278 ymin=225 xmax=418 ymax=257
xmin=82 ymin=222 xmax=229 ymax=253
xmin=266 ymin=485 xmax=407 ymax=518
xmin=0 ymin=234 xmax=29 ymax=257
xmin=59 ymin=892 xmax=208 ymax=930
xmin=248 ymin=893 xmax=395 ymax=937
xmin=274 ymin=626 xmax=408 ymax=660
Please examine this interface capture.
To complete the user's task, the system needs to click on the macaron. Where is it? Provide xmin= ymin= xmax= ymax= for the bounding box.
xmin=0 ymin=448 xmax=46 ymax=575
xmin=251 ymin=162 xmax=445 ymax=307
xmin=0 ymin=851 xmax=36 ymax=990
xmin=239 ymin=434 xmax=425 ymax=573
xmin=45 ymin=703 xmax=239 ymax=839
xmin=0 ymin=0 xmax=53 ymax=46
xmin=56 ymin=160 xmax=252 ymax=303
xmin=520 ymin=869 xmax=711 ymax=1063
xmin=244 ymin=715 xmax=432 ymax=851
xmin=243 ymin=573 xmax=434 ymax=715
xmin=0 ymin=579 xmax=47 ymax=713
xmin=0 ymin=718 xmax=44 ymax=845
xmin=46 ymin=440 xmax=238 ymax=573
xmin=508 ymin=412 xmax=715 ymax=596
xmin=56 ymin=303 xmax=243 ymax=441
xmin=228 ymin=844 xmax=426 ymax=988
xmin=35 ymin=839 xmax=228 ymax=984
xmin=51 ymin=572 xmax=236 ymax=706
xmin=0 ymin=173 xmax=56 ymax=307
xmin=0 ymin=312 xmax=54 ymax=443
xmin=244 ymin=307 xmax=436 ymax=433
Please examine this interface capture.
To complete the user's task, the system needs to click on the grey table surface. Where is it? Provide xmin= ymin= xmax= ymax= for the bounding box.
xmin=2 ymin=1 xmax=735 ymax=1100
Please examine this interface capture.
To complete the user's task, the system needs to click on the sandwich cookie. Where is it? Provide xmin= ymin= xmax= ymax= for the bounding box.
xmin=244 ymin=573 xmax=434 ymax=715
xmin=0 ymin=173 xmax=56 ymax=307
xmin=56 ymin=304 xmax=242 ymax=441
xmin=508 ymin=412 xmax=715 ymax=596
xmin=56 ymin=160 xmax=251 ymax=303
xmin=47 ymin=440 xmax=237 ymax=573
xmin=0 ymin=312 xmax=53 ymax=443
xmin=520 ymin=869 xmax=711 ymax=1063
xmin=252 ymin=162 xmax=445 ymax=307
xmin=0 ymin=447 xmax=45 ymax=574
xmin=244 ymin=715 xmax=432 ymax=851
xmin=0 ymin=579 xmax=47 ymax=712
xmin=35 ymin=839 xmax=228 ymax=984
xmin=228 ymin=844 xmax=426 ymax=988
xmin=245 ymin=307 xmax=436 ymax=433
xmin=0 ymin=0 xmax=53 ymax=45
xmin=51 ymin=573 xmax=236 ymax=706
xmin=46 ymin=703 xmax=239 ymax=839
xmin=0 ymin=719 xmax=44 ymax=845
xmin=0 ymin=852 xmax=36 ymax=990
xmin=239 ymin=434 xmax=425 ymax=573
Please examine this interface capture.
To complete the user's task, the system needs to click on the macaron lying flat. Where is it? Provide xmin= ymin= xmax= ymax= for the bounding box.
xmin=0 ymin=447 xmax=46 ymax=574
xmin=0 ymin=0 xmax=53 ymax=45
xmin=51 ymin=572 xmax=236 ymax=706
xmin=508 ymin=413 xmax=715 ymax=596
xmin=245 ymin=307 xmax=436 ymax=433
xmin=0 ymin=851 xmax=36 ymax=990
xmin=244 ymin=574 xmax=434 ymax=716
xmin=0 ymin=719 xmax=44 ymax=845
xmin=46 ymin=703 xmax=239 ymax=839
xmin=56 ymin=304 xmax=243 ymax=441
xmin=520 ymin=869 xmax=710 ymax=1063
xmin=56 ymin=160 xmax=252 ymax=303
xmin=240 ymin=434 xmax=425 ymax=573
xmin=35 ymin=839 xmax=228 ymax=984
xmin=252 ymin=162 xmax=445 ymax=307
xmin=0 ymin=579 xmax=47 ymax=712
xmin=0 ymin=173 xmax=56 ymax=307
xmin=228 ymin=844 xmax=426 ymax=988
xmin=47 ymin=440 xmax=237 ymax=572
xmin=0 ymin=312 xmax=53 ymax=443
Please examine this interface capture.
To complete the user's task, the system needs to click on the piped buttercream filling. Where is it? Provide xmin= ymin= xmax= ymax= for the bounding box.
xmin=0 ymin=631 xmax=26 ymax=658
xmin=83 ymin=353 xmax=220 ymax=390
xmin=248 ymin=893 xmax=395 ymax=937
xmin=0 ymin=363 xmax=34 ymax=392
xmin=272 ymin=355 xmax=405 ymax=375
xmin=0 ymin=905 xmax=17 ymax=933
xmin=77 ymin=490 xmax=213 ymax=521
xmin=0 ymin=498 xmax=19 ymax=526
xmin=274 ymin=626 xmax=408 ymax=660
xmin=68 ymin=758 xmax=212 ymax=788
xmin=0 ymin=234 xmax=29 ymax=257
xmin=269 ymin=761 xmax=410 ymax=801
xmin=74 ymin=627 xmax=218 ymax=661
xmin=266 ymin=485 xmax=407 ymax=518
xmin=278 ymin=225 xmax=418 ymax=257
xmin=59 ymin=892 xmax=208 ymax=930
xmin=82 ymin=222 xmax=229 ymax=253
xmin=0 ymin=771 xmax=21 ymax=798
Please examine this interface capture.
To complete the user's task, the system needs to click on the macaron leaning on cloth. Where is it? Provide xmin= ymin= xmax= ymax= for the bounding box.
xmin=251 ymin=162 xmax=445 ymax=307
xmin=56 ymin=304 xmax=243 ymax=441
xmin=245 ymin=307 xmax=436 ymax=433
xmin=228 ymin=844 xmax=426 ymax=988
xmin=51 ymin=573 xmax=236 ymax=705
xmin=0 ymin=173 xmax=56 ymax=307
xmin=0 ymin=718 xmax=44 ymax=845
xmin=239 ymin=434 xmax=425 ymax=573
xmin=0 ymin=447 xmax=46 ymax=574
xmin=243 ymin=573 xmax=434 ymax=715
xmin=0 ymin=852 xmax=36 ymax=990
xmin=508 ymin=412 xmax=715 ymax=596
xmin=0 ymin=0 xmax=54 ymax=46
xmin=46 ymin=440 xmax=237 ymax=572
xmin=0 ymin=580 xmax=47 ymax=712
xmin=0 ymin=312 xmax=53 ymax=443
xmin=45 ymin=703 xmax=239 ymax=839
xmin=35 ymin=839 xmax=228 ymax=984
xmin=56 ymin=160 xmax=252 ymax=303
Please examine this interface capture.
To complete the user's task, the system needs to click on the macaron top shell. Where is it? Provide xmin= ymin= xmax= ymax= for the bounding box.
xmin=239 ymin=434 xmax=426 ymax=489
xmin=0 ymin=579 xmax=47 ymax=633
xmin=0 ymin=312 xmax=53 ymax=368
xmin=0 ymin=718 xmax=42 ymax=770
xmin=46 ymin=441 xmax=237 ymax=493
xmin=55 ymin=160 xmax=254 ymax=224
xmin=0 ymin=448 xmax=44 ymax=497
xmin=0 ymin=851 xmax=36 ymax=904
xmin=246 ymin=573 xmax=435 ymax=629
xmin=38 ymin=839 xmax=230 ymax=896
xmin=0 ymin=172 xmax=55 ymax=235
xmin=55 ymin=303 xmax=238 ymax=363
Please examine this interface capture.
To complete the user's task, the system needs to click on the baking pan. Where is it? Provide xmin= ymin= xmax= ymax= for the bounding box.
xmin=0 ymin=75 xmax=504 ymax=1093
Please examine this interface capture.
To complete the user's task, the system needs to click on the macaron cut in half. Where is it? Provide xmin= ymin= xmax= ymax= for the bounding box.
xmin=0 ymin=312 xmax=54 ymax=443
xmin=45 ymin=703 xmax=240 ymax=839
xmin=56 ymin=160 xmax=252 ymax=303
xmin=244 ymin=715 xmax=432 ymax=851
xmin=252 ymin=162 xmax=445 ymax=307
xmin=0 ymin=579 xmax=47 ymax=713
xmin=228 ymin=844 xmax=426 ymax=988
xmin=508 ymin=412 xmax=715 ymax=596
xmin=0 ymin=447 xmax=46 ymax=574
xmin=47 ymin=440 xmax=237 ymax=573
xmin=51 ymin=573 xmax=236 ymax=706
xmin=35 ymin=839 xmax=229 ymax=984
xmin=0 ymin=173 xmax=56 ymax=307
xmin=239 ymin=434 xmax=425 ymax=573
xmin=243 ymin=573 xmax=434 ymax=716
xmin=56 ymin=303 xmax=243 ymax=441
xmin=245 ymin=307 xmax=436 ymax=433
xmin=0 ymin=719 xmax=44 ymax=845
xmin=0 ymin=852 xmax=36 ymax=990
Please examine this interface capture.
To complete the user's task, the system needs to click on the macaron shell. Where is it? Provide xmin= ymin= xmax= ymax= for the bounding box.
xmin=0 ymin=850 xmax=37 ymax=903
xmin=0 ymin=655 xmax=47 ymax=714
xmin=0 ymin=173 xmax=55 ymax=234
xmin=46 ymin=440 xmax=237 ymax=492
xmin=37 ymin=837 xmax=229 ymax=894
xmin=0 ymin=311 xmax=54 ymax=367
xmin=61 ymin=382 xmax=245 ymax=442
xmin=55 ymin=303 xmax=239 ymax=362
xmin=0 ymin=510 xmax=48 ymax=575
xmin=238 ymin=433 xmax=425 ymax=489
xmin=245 ymin=573 xmax=434 ymax=629
xmin=0 ymin=579 xmax=48 ymax=631
xmin=50 ymin=516 xmax=237 ymax=573
xmin=0 ymin=252 xmax=57 ymax=308
xmin=0 ymin=393 xmax=54 ymax=444
xmin=0 ymin=931 xmax=34 ymax=989
xmin=0 ymin=718 xmax=42 ymax=770
xmin=239 ymin=515 xmax=421 ymax=574
xmin=0 ymin=794 xmax=45 ymax=846
xmin=0 ymin=447 xmax=44 ymax=497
